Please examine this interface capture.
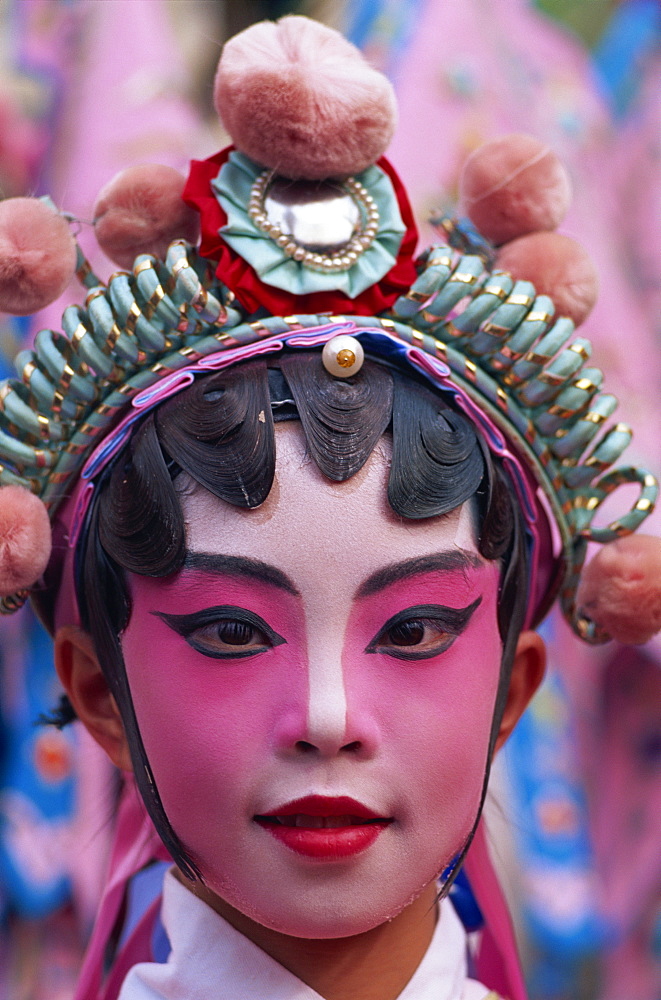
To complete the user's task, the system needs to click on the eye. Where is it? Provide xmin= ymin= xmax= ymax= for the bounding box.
xmin=366 ymin=598 xmax=482 ymax=661
xmin=153 ymin=606 xmax=286 ymax=660
xmin=387 ymin=620 xmax=428 ymax=647
xmin=379 ymin=616 xmax=455 ymax=659
xmin=216 ymin=620 xmax=255 ymax=645
xmin=191 ymin=617 xmax=271 ymax=656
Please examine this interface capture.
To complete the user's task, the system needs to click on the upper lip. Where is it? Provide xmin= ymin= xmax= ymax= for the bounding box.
xmin=257 ymin=795 xmax=387 ymax=821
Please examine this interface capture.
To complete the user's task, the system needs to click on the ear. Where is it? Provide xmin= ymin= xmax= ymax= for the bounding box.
xmin=494 ymin=629 xmax=546 ymax=751
xmin=54 ymin=624 xmax=133 ymax=772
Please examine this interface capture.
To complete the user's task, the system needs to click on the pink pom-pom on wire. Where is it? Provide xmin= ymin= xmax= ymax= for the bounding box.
xmin=0 ymin=485 xmax=51 ymax=595
xmin=459 ymin=133 xmax=572 ymax=245
xmin=577 ymin=535 xmax=661 ymax=645
xmin=94 ymin=164 xmax=200 ymax=270
xmin=496 ymin=230 xmax=599 ymax=326
xmin=214 ymin=15 xmax=397 ymax=180
xmin=458 ymin=134 xmax=597 ymax=324
xmin=0 ymin=198 xmax=77 ymax=315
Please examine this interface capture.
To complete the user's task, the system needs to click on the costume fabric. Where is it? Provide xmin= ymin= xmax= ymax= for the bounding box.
xmin=118 ymin=870 xmax=494 ymax=1000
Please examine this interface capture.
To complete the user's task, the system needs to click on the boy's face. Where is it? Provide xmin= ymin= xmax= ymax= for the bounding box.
xmin=120 ymin=424 xmax=505 ymax=938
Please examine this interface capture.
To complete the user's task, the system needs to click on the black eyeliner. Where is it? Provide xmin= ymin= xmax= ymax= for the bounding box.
xmin=153 ymin=605 xmax=286 ymax=659
xmin=365 ymin=596 xmax=482 ymax=660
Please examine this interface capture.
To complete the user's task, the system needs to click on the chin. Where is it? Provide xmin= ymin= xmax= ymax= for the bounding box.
xmin=248 ymin=902 xmax=402 ymax=940
xmin=205 ymin=866 xmax=441 ymax=941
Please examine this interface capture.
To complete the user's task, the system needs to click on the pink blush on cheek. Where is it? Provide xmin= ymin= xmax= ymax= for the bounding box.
xmin=120 ymin=571 xmax=309 ymax=865
xmin=343 ymin=564 xmax=502 ymax=859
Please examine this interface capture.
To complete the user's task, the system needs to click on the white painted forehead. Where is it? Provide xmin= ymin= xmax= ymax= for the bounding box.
xmin=180 ymin=422 xmax=479 ymax=563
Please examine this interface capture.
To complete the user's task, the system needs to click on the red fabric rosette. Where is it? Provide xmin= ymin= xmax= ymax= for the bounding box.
xmin=183 ymin=147 xmax=418 ymax=316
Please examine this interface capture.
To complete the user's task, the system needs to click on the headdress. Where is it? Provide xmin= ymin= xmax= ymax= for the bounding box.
xmin=0 ymin=15 xmax=657 ymax=646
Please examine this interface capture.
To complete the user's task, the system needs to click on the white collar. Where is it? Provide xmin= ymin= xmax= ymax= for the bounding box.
xmin=118 ymin=869 xmax=492 ymax=1000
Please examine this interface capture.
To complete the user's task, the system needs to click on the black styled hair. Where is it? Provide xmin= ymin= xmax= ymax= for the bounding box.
xmin=69 ymin=353 xmax=529 ymax=880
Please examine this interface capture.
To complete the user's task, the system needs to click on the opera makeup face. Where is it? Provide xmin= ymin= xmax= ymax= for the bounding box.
xmin=121 ymin=424 xmax=503 ymax=939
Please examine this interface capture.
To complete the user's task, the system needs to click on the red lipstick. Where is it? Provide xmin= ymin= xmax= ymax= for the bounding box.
xmin=255 ymin=795 xmax=391 ymax=859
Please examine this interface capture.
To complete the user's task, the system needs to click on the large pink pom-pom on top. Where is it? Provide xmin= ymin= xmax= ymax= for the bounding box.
xmin=460 ymin=134 xmax=572 ymax=245
xmin=94 ymin=164 xmax=200 ymax=270
xmin=0 ymin=198 xmax=77 ymax=315
xmin=214 ymin=15 xmax=397 ymax=180
xmin=577 ymin=535 xmax=661 ymax=645
xmin=0 ymin=486 xmax=51 ymax=596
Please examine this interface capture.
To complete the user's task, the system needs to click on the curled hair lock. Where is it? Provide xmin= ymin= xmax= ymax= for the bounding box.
xmin=157 ymin=361 xmax=276 ymax=509
xmin=279 ymin=354 xmax=393 ymax=481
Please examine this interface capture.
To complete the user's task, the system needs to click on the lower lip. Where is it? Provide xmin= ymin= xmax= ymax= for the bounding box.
xmin=256 ymin=821 xmax=388 ymax=859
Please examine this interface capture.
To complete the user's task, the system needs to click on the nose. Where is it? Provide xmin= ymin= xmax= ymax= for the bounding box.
xmin=275 ymin=639 xmax=380 ymax=759
xmin=304 ymin=645 xmax=351 ymax=755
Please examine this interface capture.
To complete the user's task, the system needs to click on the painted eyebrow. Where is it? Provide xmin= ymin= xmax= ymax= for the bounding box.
xmin=355 ymin=551 xmax=483 ymax=600
xmin=184 ymin=552 xmax=300 ymax=596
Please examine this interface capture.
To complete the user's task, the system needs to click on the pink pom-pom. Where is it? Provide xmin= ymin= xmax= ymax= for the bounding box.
xmin=577 ymin=535 xmax=661 ymax=645
xmin=214 ymin=15 xmax=397 ymax=180
xmin=0 ymin=198 xmax=76 ymax=315
xmin=496 ymin=231 xmax=598 ymax=326
xmin=460 ymin=134 xmax=572 ymax=246
xmin=94 ymin=164 xmax=200 ymax=270
xmin=0 ymin=485 xmax=51 ymax=595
